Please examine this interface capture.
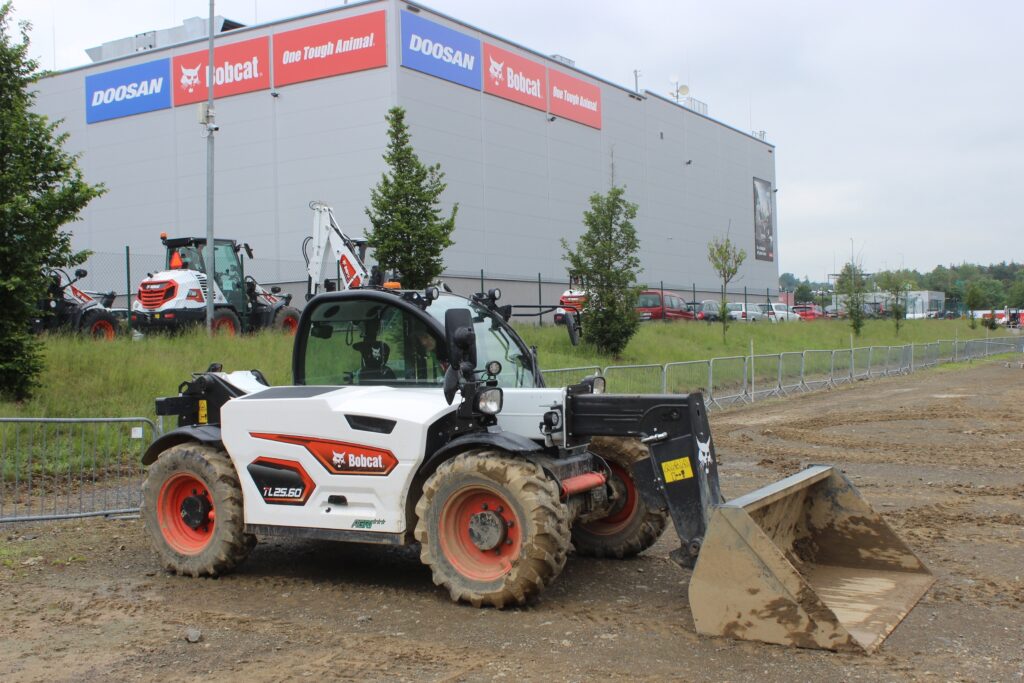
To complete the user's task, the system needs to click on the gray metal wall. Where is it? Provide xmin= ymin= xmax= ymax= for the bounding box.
xmin=33 ymin=0 xmax=778 ymax=300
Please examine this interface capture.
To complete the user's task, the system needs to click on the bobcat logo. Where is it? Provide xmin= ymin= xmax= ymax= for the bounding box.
xmin=488 ymin=56 xmax=504 ymax=86
xmin=180 ymin=64 xmax=201 ymax=93
xmin=696 ymin=437 xmax=713 ymax=475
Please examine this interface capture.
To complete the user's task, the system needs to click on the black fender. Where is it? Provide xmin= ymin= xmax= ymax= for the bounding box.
xmin=427 ymin=429 xmax=542 ymax=467
xmin=142 ymin=424 xmax=223 ymax=465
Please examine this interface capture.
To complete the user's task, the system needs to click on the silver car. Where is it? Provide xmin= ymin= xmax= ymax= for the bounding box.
xmin=757 ymin=302 xmax=803 ymax=322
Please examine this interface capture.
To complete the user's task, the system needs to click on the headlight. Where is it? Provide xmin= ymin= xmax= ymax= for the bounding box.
xmin=485 ymin=360 xmax=502 ymax=377
xmin=476 ymin=387 xmax=503 ymax=415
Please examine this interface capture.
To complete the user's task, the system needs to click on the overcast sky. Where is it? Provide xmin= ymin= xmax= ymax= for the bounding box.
xmin=12 ymin=0 xmax=1024 ymax=281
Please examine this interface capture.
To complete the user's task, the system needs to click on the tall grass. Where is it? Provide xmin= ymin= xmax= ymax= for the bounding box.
xmin=0 ymin=319 xmax=1009 ymax=420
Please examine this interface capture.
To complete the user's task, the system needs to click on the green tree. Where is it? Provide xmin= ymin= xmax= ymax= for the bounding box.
xmin=778 ymin=272 xmax=798 ymax=290
xmin=707 ymin=234 xmax=746 ymax=341
xmin=793 ymin=282 xmax=813 ymax=304
xmin=561 ymin=186 xmax=641 ymax=356
xmin=964 ymin=283 xmax=983 ymax=329
xmin=0 ymin=3 xmax=104 ymax=400
xmin=365 ymin=106 xmax=456 ymax=289
xmin=1007 ymin=274 xmax=1024 ymax=309
xmin=837 ymin=261 xmax=866 ymax=336
xmin=874 ymin=270 xmax=910 ymax=335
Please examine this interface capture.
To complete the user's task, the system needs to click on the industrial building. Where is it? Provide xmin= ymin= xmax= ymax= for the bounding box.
xmin=34 ymin=0 xmax=779 ymax=306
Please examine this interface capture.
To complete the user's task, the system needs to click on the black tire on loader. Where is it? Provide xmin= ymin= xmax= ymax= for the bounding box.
xmin=81 ymin=308 xmax=119 ymax=340
xmin=273 ymin=305 xmax=301 ymax=334
xmin=211 ymin=308 xmax=241 ymax=336
xmin=414 ymin=450 xmax=570 ymax=608
xmin=571 ymin=436 xmax=668 ymax=559
xmin=142 ymin=442 xmax=256 ymax=577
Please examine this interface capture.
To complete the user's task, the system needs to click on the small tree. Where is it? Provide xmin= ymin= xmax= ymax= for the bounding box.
xmin=837 ymin=261 xmax=867 ymax=336
xmin=707 ymin=234 xmax=746 ymax=341
xmin=365 ymin=107 xmax=456 ymax=289
xmin=561 ymin=186 xmax=641 ymax=356
xmin=964 ymin=283 xmax=983 ymax=329
xmin=0 ymin=4 xmax=104 ymax=400
xmin=875 ymin=270 xmax=908 ymax=335
xmin=794 ymin=282 xmax=813 ymax=304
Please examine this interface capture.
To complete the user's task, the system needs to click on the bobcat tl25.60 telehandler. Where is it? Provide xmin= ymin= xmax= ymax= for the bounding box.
xmin=142 ymin=285 xmax=934 ymax=653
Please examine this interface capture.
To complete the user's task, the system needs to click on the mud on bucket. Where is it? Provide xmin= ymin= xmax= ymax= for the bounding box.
xmin=689 ymin=465 xmax=934 ymax=652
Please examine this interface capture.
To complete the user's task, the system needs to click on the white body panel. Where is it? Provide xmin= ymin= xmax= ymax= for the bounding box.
xmin=132 ymin=268 xmax=228 ymax=312
xmin=497 ymin=388 xmax=564 ymax=443
xmin=221 ymin=385 xmax=455 ymax=534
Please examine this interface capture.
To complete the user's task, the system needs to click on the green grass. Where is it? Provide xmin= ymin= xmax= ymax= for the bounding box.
xmin=0 ymin=318 xmax=1009 ymax=421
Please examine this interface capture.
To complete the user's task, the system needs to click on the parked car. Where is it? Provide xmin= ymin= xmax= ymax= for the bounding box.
xmin=792 ymin=303 xmax=826 ymax=320
xmin=695 ymin=300 xmax=722 ymax=322
xmin=636 ymin=290 xmax=694 ymax=321
xmin=726 ymin=302 xmax=765 ymax=322
xmin=824 ymin=305 xmax=846 ymax=319
xmin=757 ymin=302 xmax=802 ymax=322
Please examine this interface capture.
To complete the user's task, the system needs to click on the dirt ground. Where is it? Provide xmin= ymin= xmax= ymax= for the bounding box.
xmin=2 ymin=360 xmax=1023 ymax=682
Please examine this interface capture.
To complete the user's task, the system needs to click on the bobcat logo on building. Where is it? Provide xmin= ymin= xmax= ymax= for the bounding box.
xmin=488 ymin=56 xmax=504 ymax=86
xmin=180 ymin=64 xmax=201 ymax=93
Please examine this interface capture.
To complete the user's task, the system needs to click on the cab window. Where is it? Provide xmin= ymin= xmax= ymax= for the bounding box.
xmin=301 ymin=298 xmax=444 ymax=386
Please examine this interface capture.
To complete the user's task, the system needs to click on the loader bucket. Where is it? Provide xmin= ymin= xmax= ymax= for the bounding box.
xmin=689 ymin=465 xmax=934 ymax=653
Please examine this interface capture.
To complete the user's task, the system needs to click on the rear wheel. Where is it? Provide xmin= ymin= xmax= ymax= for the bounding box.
xmin=415 ymin=450 xmax=570 ymax=608
xmin=572 ymin=437 xmax=668 ymax=559
xmin=211 ymin=308 xmax=241 ymax=336
xmin=142 ymin=442 xmax=255 ymax=577
xmin=273 ymin=306 xmax=300 ymax=334
xmin=81 ymin=309 xmax=119 ymax=340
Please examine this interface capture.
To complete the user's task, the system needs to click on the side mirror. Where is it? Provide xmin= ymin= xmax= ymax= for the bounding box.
xmin=566 ymin=312 xmax=580 ymax=346
xmin=443 ymin=308 xmax=476 ymax=405
xmin=74 ymin=268 xmax=88 ymax=279
xmin=243 ymin=243 xmax=254 ymax=259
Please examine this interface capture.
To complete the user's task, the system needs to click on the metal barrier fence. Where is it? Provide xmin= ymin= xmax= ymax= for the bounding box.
xmin=552 ymin=336 xmax=1024 ymax=407
xmin=0 ymin=417 xmax=158 ymax=523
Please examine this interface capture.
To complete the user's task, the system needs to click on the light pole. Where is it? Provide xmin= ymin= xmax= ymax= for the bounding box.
xmin=203 ymin=0 xmax=217 ymax=332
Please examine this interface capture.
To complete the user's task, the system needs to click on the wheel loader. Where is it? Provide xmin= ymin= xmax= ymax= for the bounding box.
xmin=143 ymin=286 xmax=933 ymax=652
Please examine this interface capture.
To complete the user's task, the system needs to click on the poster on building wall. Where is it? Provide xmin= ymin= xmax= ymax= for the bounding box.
xmin=482 ymin=43 xmax=546 ymax=111
xmin=173 ymin=37 xmax=270 ymax=106
xmin=274 ymin=10 xmax=387 ymax=87
xmin=753 ymin=177 xmax=775 ymax=262
xmin=548 ymin=69 xmax=601 ymax=129
xmin=85 ymin=58 xmax=171 ymax=123
xmin=400 ymin=11 xmax=480 ymax=90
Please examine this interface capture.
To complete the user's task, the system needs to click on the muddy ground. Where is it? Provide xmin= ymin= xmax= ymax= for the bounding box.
xmin=2 ymin=361 xmax=1023 ymax=682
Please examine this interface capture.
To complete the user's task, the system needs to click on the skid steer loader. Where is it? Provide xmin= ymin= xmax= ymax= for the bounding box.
xmin=142 ymin=286 xmax=932 ymax=652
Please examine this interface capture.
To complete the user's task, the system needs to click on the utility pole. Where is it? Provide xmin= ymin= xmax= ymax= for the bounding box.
xmin=633 ymin=69 xmax=641 ymax=93
xmin=204 ymin=0 xmax=217 ymax=332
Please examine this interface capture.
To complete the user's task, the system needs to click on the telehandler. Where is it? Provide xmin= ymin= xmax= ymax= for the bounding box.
xmin=143 ymin=285 xmax=933 ymax=652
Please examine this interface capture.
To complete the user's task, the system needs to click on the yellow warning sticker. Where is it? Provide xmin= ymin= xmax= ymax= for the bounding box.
xmin=662 ymin=457 xmax=694 ymax=483
xmin=198 ymin=399 xmax=208 ymax=424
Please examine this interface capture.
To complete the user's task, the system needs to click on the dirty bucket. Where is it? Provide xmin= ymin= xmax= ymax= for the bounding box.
xmin=689 ymin=465 xmax=934 ymax=652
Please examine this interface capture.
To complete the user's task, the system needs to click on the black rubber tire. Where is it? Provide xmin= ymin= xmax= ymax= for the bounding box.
xmin=566 ymin=312 xmax=580 ymax=346
xmin=211 ymin=308 xmax=241 ymax=335
xmin=141 ymin=442 xmax=256 ymax=577
xmin=272 ymin=305 xmax=301 ymax=334
xmin=571 ymin=437 xmax=668 ymax=559
xmin=80 ymin=308 xmax=119 ymax=340
xmin=414 ymin=450 xmax=571 ymax=608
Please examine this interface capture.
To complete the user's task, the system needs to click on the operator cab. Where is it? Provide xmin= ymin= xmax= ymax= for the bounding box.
xmin=294 ymin=290 xmax=538 ymax=389
xmin=162 ymin=236 xmax=251 ymax=315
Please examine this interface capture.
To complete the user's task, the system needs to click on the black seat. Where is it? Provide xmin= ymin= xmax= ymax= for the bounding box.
xmin=352 ymin=340 xmax=396 ymax=382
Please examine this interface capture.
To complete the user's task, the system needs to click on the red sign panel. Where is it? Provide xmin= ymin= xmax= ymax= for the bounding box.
xmin=549 ymin=69 xmax=601 ymax=129
xmin=274 ymin=11 xmax=387 ymax=87
xmin=482 ymin=43 xmax=546 ymax=111
xmin=252 ymin=432 xmax=398 ymax=476
xmin=173 ymin=37 xmax=270 ymax=106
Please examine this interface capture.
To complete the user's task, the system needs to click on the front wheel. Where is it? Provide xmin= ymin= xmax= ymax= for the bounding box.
xmin=81 ymin=309 xmax=119 ymax=340
xmin=211 ymin=308 xmax=241 ymax=335
xmin=572 ymin=437 xmax=668 ymax=559
xmin=272 ymin=306 xmax=300 ymax=334
xmin=415 ymin=451 xmax=570 ymax=608
xmin=142 ymin=442 xmax=255 ymax=577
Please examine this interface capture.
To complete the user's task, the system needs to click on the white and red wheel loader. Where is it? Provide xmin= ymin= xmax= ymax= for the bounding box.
xmin=142 ymin=285 xmax=933 ymax=653
xmin=132 ymin=234 xmax=299 ymax=335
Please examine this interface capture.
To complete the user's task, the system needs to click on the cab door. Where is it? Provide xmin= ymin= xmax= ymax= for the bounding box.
xmin=212 ymin=241 xmax=248 ymax=316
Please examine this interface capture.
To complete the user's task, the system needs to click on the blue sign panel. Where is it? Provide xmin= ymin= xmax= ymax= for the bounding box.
xmin=85 ymin=58 xmax=171 ymax=124
xmin=401 ymin=11 xmax=480 ymax=90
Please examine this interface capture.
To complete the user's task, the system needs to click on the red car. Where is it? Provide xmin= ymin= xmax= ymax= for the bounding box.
xmin=792 ymin=304 xmax=826 ymax=320
xmin=637 ymin=290 xmax=694 ymax=321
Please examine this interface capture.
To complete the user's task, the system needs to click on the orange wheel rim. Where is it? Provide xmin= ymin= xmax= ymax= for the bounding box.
xmin=156 ymin=473 xmax=215 ymax=554
xmin=438 ymin=486 xmax=521 ymax=582
xmin=91 ymin=319 xmax=115 ymax=340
